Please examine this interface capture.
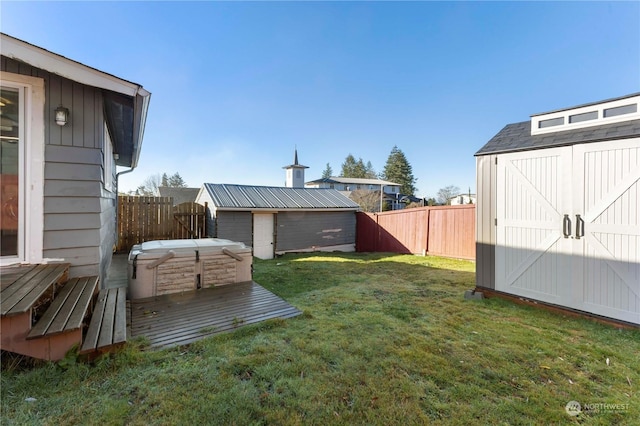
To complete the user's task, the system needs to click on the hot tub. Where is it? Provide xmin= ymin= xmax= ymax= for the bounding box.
xmin=127 ymin=238 xmax=252 ymax=299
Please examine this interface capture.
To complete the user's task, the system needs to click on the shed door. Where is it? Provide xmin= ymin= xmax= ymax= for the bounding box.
xmin=572 ymin=139 xmax=640 ymax=324
xmin=496 ymin=147 xmax=573 ymax=305
xmin=253 ymin=213 xmax=274 ymax=260
xmin=497 ymin=140 xmax=640 ymax=324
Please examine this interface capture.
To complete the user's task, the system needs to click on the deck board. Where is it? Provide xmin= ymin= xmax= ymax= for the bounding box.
xmin=1 ymin=263 xmax=70 ymax=316
xmin=130 ymin=281 xmax=301 ymax=349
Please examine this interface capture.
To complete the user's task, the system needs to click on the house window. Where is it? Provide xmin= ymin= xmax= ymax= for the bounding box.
xmin=329 ymin=184 xmax=334 ymax=189
xmin=569 ymin=111 xmax=598 ymax=123
xmin=0 ymin=73 xmax=45 ymax=265
xmin=1 ymin=86 xmax=21 ymax=257
xmin=538 ymin=117 xmax=564 ymax=128
xmin=604 ymin=104 xmax=637 ymax=118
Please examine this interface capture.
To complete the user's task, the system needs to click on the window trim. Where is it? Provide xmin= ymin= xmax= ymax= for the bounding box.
xmin=0 ymin=72 xmax=45 ymax=265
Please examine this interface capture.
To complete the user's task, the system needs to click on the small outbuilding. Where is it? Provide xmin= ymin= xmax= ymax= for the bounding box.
xmin=196 ymin=183 xmax=360 ymax=259
xmin=475 ymin=93 xmax=640 ymax=326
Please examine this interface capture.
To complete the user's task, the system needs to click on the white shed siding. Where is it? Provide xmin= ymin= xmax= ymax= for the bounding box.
xmin=195 ymin=187 xmax=216 ymax=237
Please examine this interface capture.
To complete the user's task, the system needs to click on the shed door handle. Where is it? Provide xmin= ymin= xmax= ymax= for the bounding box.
xmin=562 ymin=214 xmax=571 ymax=238
xmin=575 ymin=214 xmax=585 ymax=239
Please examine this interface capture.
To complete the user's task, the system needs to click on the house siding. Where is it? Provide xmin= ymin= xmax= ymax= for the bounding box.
xmin=217 ymin=212 xmax=253 ymax=246
xmin=2 ymin=57 xmax=116 ymax=283
xmin=276 ymin=211 xmax=356 ymax=251
xmin=475 ymin=155 xmax=496 ymax=290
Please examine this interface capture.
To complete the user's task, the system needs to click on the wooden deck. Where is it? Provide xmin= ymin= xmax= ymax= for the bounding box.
xmin=130 ymin=281 xmax=302 ymax=349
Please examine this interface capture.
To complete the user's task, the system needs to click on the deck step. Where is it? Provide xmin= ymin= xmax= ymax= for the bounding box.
xmin=80 ymin=287 xmax=127 ymax=354
xmin=1 ymin=263 xmax=70 ymax=316
xmin=27 ymin=276 xmax=99 ymax=339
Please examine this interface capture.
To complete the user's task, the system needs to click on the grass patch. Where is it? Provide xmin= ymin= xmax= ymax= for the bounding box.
xmin=2 ymin=253 xmax=638 ymax=424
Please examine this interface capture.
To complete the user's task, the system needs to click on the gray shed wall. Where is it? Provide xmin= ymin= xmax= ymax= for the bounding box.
xmin=276 ymin=211 xmax=356 ymax=251
xmin=2 ymin=56 xmax=117 ymax=284
xmin=475 ymin=154 xmax=496 ymax=290
xmin=216 ymin=211 xmax=253 ymax=246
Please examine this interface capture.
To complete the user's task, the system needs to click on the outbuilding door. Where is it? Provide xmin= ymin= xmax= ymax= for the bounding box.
xmin=253 ymin=213 xmax=274 ymax=260
xmin=496 ymin=139 xmax=640 ymax=324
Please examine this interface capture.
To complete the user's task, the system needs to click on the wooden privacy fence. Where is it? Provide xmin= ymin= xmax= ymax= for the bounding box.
xmin=116 ymin=196 xmax=207 ymax=252
xmin=356 ymin=205 xmax=475 ymax=260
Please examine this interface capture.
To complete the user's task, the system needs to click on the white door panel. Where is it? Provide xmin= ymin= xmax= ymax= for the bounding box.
xmin=253 ymin=213 xmax=274 ymax=260
xmin=496 ymin=147 xmax=572 ymax=304
xmin=572 ymin=139 xmax=640 ymax=323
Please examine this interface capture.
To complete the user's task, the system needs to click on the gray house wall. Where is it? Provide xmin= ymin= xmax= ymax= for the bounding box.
xmin=475 ymin=154 xmax=497 ymax=290
xmin=276 ymin=211 xmax=356 ymax=251
xmin=2 ymin=56 xmax=117 ymax=284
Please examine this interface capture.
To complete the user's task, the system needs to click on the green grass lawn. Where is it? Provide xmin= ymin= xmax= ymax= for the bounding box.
xmin=2 ymin=253 xmax=638 ymax=425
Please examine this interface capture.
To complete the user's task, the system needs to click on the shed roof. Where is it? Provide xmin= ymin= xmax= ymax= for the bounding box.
xmin=203 ymin=184 xmax=360 ymax=210
xmin=476 ymin=119 xmax=640 ymax=156
xmin=158 ymin=187 xmax=200 ymax=205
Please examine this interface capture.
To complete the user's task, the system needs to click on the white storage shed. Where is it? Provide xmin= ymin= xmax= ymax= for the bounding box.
xmin=475 ymin=93 xmax=640 ymax=325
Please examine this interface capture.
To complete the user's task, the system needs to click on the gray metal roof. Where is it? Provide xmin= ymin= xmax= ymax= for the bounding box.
xmin=203 ymin=184 xmax=360 ymax=210
xmin=476 ymin=119 xmax=640 ymax=156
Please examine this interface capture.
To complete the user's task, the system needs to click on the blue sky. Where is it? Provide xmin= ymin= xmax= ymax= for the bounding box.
xmin=2 ymin=1 xmax=639 ymax=198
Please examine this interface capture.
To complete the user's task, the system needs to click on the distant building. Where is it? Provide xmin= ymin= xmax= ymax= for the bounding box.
xmin=449 ymin=193 xmax=476 ymax=205
xmin=305 ymin=177 xmax=421 ymax=210
xmin=305 ymin=177 xmax=401 ymax=194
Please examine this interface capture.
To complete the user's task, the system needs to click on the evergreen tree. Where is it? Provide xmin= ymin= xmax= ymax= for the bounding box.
xmin=321 ymin=163 xmax=333 ymax=179
xmin=168 ymin=172 xmax=187 ymax=188
xmin=161 ymin=173 xmax=169 ymax=187
xmin=364 ymin=161 xmax=377 ymax=179
xmin=341 ymin=154 xmax=359 ymax=177
xmin=341 ymin=155 xmax=376 ymax=179
xmin=381 ymin=146 xmax=417 ymax=195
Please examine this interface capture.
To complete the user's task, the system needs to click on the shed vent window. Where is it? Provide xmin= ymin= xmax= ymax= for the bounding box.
xmin=569 ymin=111 xmax=598 ymax=123
xmin=538 ymin=117 xmax=564 ymax=128
xmin=603 ymin=104 xmax=637 ymax=118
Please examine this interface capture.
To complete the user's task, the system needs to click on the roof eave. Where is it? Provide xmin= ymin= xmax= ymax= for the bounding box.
xmin=1 ymin=33 xmax=148 ymax=98
xmin=1 ymin=33 xmax=151 ymax=169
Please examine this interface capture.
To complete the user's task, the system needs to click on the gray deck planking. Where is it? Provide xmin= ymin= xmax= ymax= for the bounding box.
xmin=130 ymin=281 xmax=302 ymax=349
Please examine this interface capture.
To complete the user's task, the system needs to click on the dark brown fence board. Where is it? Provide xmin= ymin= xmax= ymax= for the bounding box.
xmin=356 ymin=205 xmax=475 ymax=260
xmin=116 ymin=197 xmax=206 ymax=252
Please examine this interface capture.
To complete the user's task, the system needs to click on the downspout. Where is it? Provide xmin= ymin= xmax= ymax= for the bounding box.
xmin=115 ymin=166 xmax=136 ymax=253
xmin=113 ymin=85 xmax=150 ymax=253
